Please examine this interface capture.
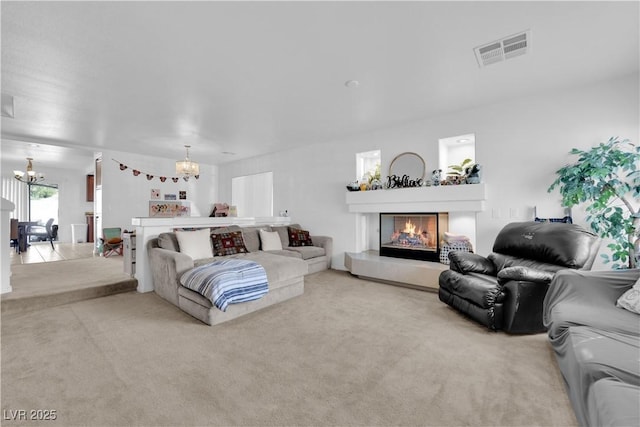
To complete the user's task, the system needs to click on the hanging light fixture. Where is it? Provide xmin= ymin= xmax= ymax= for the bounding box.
xmin=14 ymin=157 xmax=45 ymax=184
xmin=175 ymin=145 xmax=200 ymax=179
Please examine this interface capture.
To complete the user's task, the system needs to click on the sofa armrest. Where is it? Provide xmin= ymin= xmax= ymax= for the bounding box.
xmin=311 ymin=235 xmax=333 ymax=268
xmin=148 ymin=247 xmax=194 ymax=306
xmin=501 ymin=279 xmax=551 ymax=333
xmin=543 ymin=269 xmax=640 ymax=339
xmin=448 ymin=251 xmax=496 ymax=276
xmin=497 ymin=266 xmax=556 ymax=285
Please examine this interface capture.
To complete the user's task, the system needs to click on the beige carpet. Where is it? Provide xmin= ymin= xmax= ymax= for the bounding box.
xmin=2 ymin=257 xmax=137 ymax=316
xmin=1 ymin=270 xmax=576 ymax=426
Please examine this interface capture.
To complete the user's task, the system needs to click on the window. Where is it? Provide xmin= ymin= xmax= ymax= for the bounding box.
xmin=231 ymin=172 xmax=273 ymax=217
xmin=438 ymin=134 xmax=476 ymax=173
xmin=356 ymin=150 xmax=381 ymax=183
xmin=29 ymin=183 xmax=59 ymax=224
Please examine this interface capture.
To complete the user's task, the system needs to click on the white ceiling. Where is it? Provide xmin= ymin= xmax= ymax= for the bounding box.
xmin=1 ymin=1 xmax=638 ymax=168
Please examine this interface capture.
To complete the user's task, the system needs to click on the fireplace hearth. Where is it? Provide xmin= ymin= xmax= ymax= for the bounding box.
xmin=380 ymin=212 xmax=448 ymax=262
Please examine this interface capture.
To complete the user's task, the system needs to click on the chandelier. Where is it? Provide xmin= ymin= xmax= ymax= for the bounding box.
xmin=14 ymin=157 xmax=44 ymax=184
xmin=175 ymin=145 xmax=200 ymax=180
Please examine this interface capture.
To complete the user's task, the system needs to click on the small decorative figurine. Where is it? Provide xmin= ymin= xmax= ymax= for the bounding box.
xmin=465 ymin=164 xmax=482 ymax=184
xmin=346 ymin=181 xmax=361 ymax=191
xmin=370 ymin=179 xmax=384 ymax=190
xmin=431 ymin=169 xmax=442 ymax=186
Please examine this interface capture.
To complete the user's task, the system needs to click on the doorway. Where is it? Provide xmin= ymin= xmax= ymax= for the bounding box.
xmin=29 ymin=183 xmax=59 ymax=225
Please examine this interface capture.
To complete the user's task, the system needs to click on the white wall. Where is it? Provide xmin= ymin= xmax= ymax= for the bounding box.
xmin=1 ymin=149 xmax=219 ymax=243
xmin=99 ymin=149 xmax=218 ymax=231
xmin=0 ymin=159 xmax=93 ymax=243
xmin=218 ymin=73 xmax=639 ymax=270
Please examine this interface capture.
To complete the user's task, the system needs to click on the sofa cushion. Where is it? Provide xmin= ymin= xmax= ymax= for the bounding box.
xmin=195 ymin=252 xmax=307 ymax=284
xmin=263 ymin=249 xmax=302 ymax=259
xmin=211 ymin=231 xmax=248 ymax=257
xmin=194 ymin=257 xmax=216 ymax=267
xmin=284 ymin=246 xmax=325 ymax=260
xmin=259 ymin=229 xmax=282 ymax=251
xmin=616 ymin=277 xmax=640 ymax=314
xmin=543 ymin=270 xmax=640 ymax=339
xmin=288 ymin=227 xmax=313 ymax=247
xmin=492 ymin=221 xmax=598 ymax=268
xmin=587 ymin=378 xmax=640 ymax=427
xmin=157 ymin=232 xmax=180 ymax=252
xmin=552 ymin=326 xmax=640 ymax=426
xmin=240 ymin=226 xmax=269 ymax=253
xmin=271 ymin=225 xmax=295 ymax=248
xmin=175 ymin=229 xmax=214 ymax=260
xmin=247 ymin=252 xmax=308 ymax=283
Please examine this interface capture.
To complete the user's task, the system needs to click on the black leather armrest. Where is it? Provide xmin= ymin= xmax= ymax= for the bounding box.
xmin=449 ymin=252 xmax=497 ymax=275
xmin=497 ymin=266 xmax=555 ymax=285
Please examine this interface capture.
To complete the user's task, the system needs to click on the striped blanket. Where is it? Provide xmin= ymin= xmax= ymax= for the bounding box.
xmin=180 ymin=259 xmax=269 ymax=312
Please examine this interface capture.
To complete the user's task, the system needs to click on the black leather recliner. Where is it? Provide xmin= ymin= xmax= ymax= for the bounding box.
xmin=438 ymin=221 xmax=600 ymax=334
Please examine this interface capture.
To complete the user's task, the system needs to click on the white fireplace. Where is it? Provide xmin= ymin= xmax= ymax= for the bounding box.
xmin=379 ymin=212 xmax=448 ymax=262
xmin=346 ymin=183 xmax=486 ymax=252
xmin=345 ymin=184 xmax=487 ymax=290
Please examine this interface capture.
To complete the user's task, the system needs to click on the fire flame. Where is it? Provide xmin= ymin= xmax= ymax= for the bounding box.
xmin=403 ymin=220 xmax=416 ymax=236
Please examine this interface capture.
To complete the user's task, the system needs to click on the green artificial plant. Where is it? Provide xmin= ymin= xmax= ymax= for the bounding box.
xmin=364 ymin=162 xmax=381 ymax=184
xmin=447 ymin=158 xmax=474 ymax=182
xmin=548 ymin=137 xmax=640 ymax=269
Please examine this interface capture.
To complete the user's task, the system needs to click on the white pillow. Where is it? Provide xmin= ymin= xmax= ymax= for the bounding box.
xmin=616 ymin=277 xmax=640 ymax=315
xmin=175 ymin=229 xmax=213 ymax=260
xmin=259 ymin=229 xmax=283 ymax=251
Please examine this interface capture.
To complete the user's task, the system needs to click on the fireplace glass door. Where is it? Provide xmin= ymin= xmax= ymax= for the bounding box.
xmin=379 ymin=213 xmax=448 ymax=261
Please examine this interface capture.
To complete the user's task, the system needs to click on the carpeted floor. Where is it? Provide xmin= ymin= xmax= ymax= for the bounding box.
xmin=2 ymin=257 xmax=137 ymax=316
xmin=1 ymin=270 xmax=576 ymax=426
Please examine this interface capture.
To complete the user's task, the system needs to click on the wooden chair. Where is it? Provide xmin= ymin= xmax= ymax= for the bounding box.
xmin=102 ymin=227 xmax=123 ymax=257
xmin=10 ymin=218 xmax=19 ymax=253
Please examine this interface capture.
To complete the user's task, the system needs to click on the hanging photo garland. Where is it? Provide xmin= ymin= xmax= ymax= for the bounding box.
xmin=112 ymin=158 xmax=200 ymax=183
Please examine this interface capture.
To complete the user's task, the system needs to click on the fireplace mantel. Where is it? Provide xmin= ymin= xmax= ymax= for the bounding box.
xmin=345 ymin=183 xmax=487 ymax=213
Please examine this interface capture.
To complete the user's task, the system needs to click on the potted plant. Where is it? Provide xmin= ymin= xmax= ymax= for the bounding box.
xmin=548 ymin=137 xmax=640 ymax=269
xmin=363 ymin=162 xmax=382 ymax=189
xmin=447 ymin=158 xmax=474 ymax=184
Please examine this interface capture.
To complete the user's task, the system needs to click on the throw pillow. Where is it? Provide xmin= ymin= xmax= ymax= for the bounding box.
xmin=259 ymin=229 xmax=283 ymax=251
xmin=288 ymin=227 xmax=313 ymax=247
xmin=175 ymin=229 xmax=213 ymax=260
xmin=211 ymin=231 xmax=248 ymax=256
xmin=107 ymin=237 xmax=123 ymax=245
xmin=616 ymin=277 xmax=640 ymax=315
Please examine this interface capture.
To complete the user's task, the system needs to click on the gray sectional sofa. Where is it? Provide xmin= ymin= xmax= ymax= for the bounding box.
xmin=148 ymin=223 xmax=332 ymax=325
xmin=543 ymin=269 xmax=640 ymax=426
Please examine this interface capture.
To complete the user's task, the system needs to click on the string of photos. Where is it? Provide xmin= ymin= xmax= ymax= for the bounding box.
xmin=112 ymin=159 xmax=200 ymax=182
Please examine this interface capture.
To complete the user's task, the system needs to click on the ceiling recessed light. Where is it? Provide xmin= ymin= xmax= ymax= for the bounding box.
xmin=345 ymin=80 xmax=360 ymax=89
xmin=457 ymin=138 xmax=470 ymax=143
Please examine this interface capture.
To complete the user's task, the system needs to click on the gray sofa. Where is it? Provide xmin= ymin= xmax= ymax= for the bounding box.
xmin=148 ymin=224 xmax=332 ymax=325
xmin=543 ymin=269 xmax=640 ymax=426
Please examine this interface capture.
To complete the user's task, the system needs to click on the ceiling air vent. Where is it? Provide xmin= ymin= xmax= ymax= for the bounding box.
xmin=474 ymin=30 xmax=530 ymax=68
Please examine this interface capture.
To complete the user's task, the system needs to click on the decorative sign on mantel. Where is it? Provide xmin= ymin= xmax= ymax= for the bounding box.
xmin=386 ymin=174 xmax=424 ymax=189
xmin=387 ymin=152 xmax=426 ymax=189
